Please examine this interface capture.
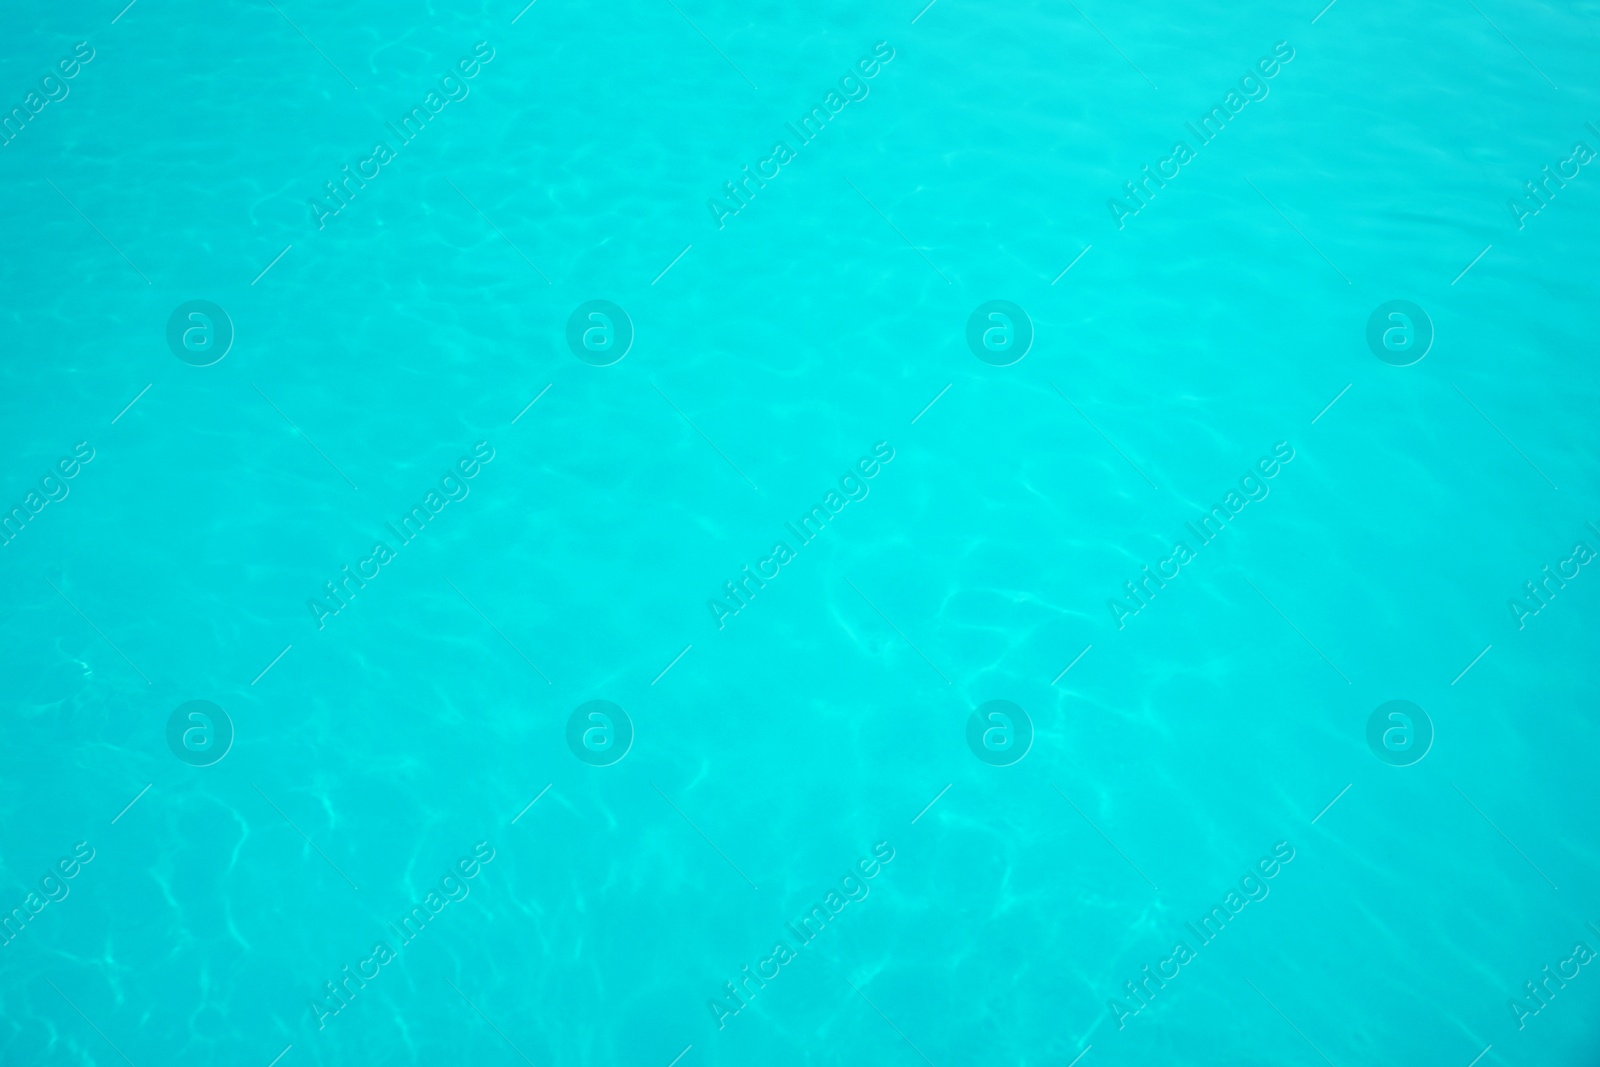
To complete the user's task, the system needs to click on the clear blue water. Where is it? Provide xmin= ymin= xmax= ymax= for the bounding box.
xmin=2 ymin=0 xmax=1599 ymax=1064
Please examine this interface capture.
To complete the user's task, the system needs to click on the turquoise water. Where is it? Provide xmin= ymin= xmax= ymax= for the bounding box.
xmin=2 ymin=0 xmax=1599 ymax=1063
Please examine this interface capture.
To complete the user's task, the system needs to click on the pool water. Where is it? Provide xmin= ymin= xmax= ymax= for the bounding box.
xmin=1 ymin=0 xmax=1598 ymax=1064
